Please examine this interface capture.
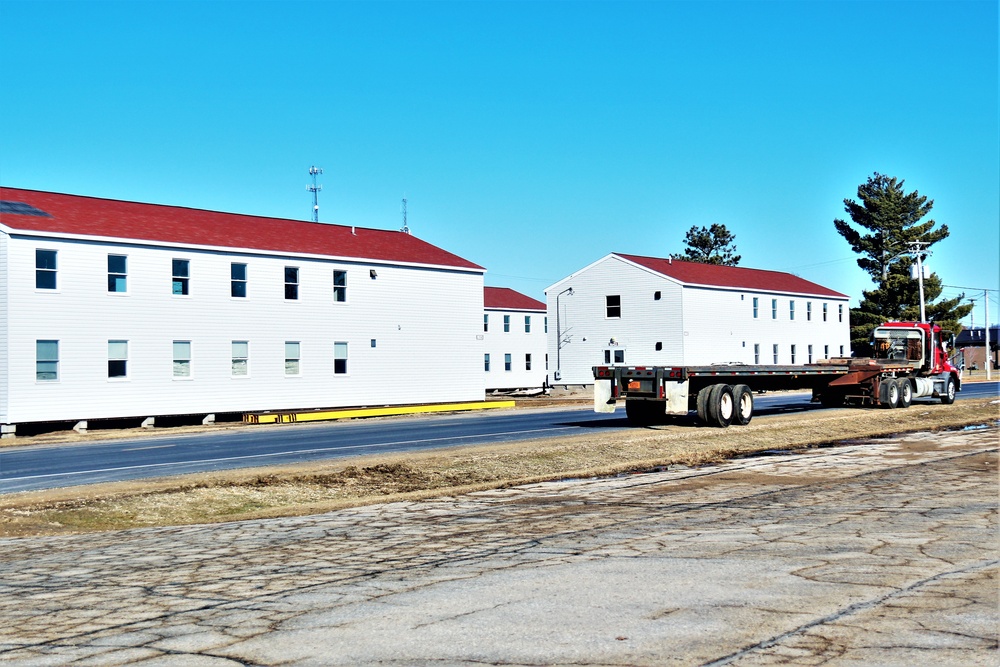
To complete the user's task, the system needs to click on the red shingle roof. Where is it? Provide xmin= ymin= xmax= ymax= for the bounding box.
xmin=0 ymin=187 xmax=484 ymax=271
xmin=617 ymin=253 xmax=847 ymax=298
xmin=484 ymin=286 xmax=546 ymax=311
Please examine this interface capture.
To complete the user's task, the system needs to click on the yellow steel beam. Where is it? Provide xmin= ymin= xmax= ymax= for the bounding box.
xmin=244 ymin=400 xmax=516 ymax=425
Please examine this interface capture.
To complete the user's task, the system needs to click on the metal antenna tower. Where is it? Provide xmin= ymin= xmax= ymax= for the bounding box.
xmin=307 ymin=166 xmax=323 ymax=222
xmin=400 ymin=197 xmax=410 ymax=234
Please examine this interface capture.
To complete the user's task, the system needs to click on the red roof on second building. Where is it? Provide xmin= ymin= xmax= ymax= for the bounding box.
xmin=0 ymin=187 xmax=484 ymax=271
xmin=484 ymin=286 xmax=546 ymax=311
xmin=617 ymin=253 xmax=848 ymax=298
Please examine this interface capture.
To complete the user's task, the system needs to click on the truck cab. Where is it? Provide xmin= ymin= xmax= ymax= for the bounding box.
xmin=872 ymin=321 xmax=959 ymax=376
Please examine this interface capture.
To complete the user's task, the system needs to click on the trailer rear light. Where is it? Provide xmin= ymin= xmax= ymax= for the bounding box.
xmin=659 ymin=385 xmax=665 ymax=398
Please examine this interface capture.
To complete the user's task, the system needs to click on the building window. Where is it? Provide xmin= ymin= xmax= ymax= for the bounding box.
xmin=791 ymin=344 xmax=797 ymax=364
xmin=504 ymin=353 xmax=512 ymax=371
xmin=752 ymin=297 xmax=759 ymax=318
xmin=525 ymin=353 xmax=532 ymax=371
xmin=503 ymin=315 xmax=510 ymax=332
xmin=754 ymin=343 xmax=760 ymax=364
xmin=655 ymin=341 xmax=663 ymax=351
xmin=36 ymin=340 xmax=59 ymax=381
xmin=654 ymin=291 xmax=661 ymax=300
xmin=484 ymin=314 xmax=489 ymax=332
xmin=231 ymin=263 xmax=248 ymax=298
xmin=525 ymin=316 xmax=531 ymax=333
xmin=285 ymin=341 xmax=300 ymax=375
xmin=606 ymin=295 xmax=621 ymax=318
xmin=544 ymin=317 xmax=548 ymax=334
xmin=172 ymin=259 xmax=190 ymax=295
xmin=484 ymin=353 xmax=490 ymax=372
xmin=232 ymin=341 xmax=249 ymax=376
xmin=108 ymin=340 xmax=128 ymax=378
xmin=839 ymin=345 xmax=845 ymax=356
xmin=545 ymin=353 xmax=549 ymax=370
xmin=108 ymin=255 xmax=127 ymax=293
xmin=333 ymin=270 xmax=347 ymax=302
xmin=35 ymin=249 xmax=57 ymax=289
xmin=173 ymin=341 xmax=191 ymax=377
xmin=771 ymin=299 xmax=778 ymax=319
xmin=285 ymin=267 xmax=299 ymax=300
xmin=808 ymin=344 xmax=813 ymax=363
xmin=824 ymin=344 xmax=829 ymax=359
xmin=334 ymin=342 xmax=348 ymax=374
xmin=773 ymin=344 xmax=779 ymax=364
xmin=789 ymin=301 xmax=795 ymax=320
xmin=605 ymin=349 xmax=625 ymax=364
xmin=838 ymin=304 xmax=844 ymax=322
xmin=806 ymin=302 xmax=812 ymax=321
xmin=823 ymin=303 xmax=828 ymax=321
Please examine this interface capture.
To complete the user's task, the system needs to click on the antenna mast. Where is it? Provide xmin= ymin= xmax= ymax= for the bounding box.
xmin=400 ymin=197 xmax=410 ymax=234
xmin=307 ymin=166 xmax=323 ymax=222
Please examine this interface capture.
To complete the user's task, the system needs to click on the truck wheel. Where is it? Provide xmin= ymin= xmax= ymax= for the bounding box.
xmin=706 ymin=384 xmax=734 ymax=428
xmin=897 ymin=379 xmax=912 ymax=408
xmin=731 ymin=384 xmax=753 ymax=426
xmin=941 ymin=377 xmax=956 ymax=405
xmin=880 ymin=379 xmax=900 ymax=409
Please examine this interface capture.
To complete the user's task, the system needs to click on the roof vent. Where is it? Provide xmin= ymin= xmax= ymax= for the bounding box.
xmin=0 ymin=201 xmax=52 ymax=217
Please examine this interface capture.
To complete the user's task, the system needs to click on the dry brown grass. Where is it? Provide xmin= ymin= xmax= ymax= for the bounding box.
xmin=2 ymin=398 xmax=996 ymax=538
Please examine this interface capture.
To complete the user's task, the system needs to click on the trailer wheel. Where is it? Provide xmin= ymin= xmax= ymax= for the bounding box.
xmin=731 ymin=384 xmax=753 ymax=426
xmin=706 ymin=384 xmax=734 ymax=428
xmin=941 ymin=377 xmax=956 ymax=405
xmin=880 ymin=378 xmax=900 ymax=409
xmin=897 ymin=379 xmax=912 ymax=408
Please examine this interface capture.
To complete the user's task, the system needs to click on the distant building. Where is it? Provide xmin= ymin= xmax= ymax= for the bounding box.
xmin=545 ymin=253 xmax=851 ymax=385
xmin=483 ymin=287 xmax=547 ymax=390
xmin=0 ymin=187 xmax=485 ymax=436
xmin=955 ymin=325 xmax=999 ymax=370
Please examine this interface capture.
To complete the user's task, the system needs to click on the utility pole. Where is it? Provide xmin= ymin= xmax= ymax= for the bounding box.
xmin=985 ymin=289 xmax=992 ymax=381
xmin=307 ymin=166 xmax=323 ymax=222
xmin=907 ymin=241 xmax=930 ymax=322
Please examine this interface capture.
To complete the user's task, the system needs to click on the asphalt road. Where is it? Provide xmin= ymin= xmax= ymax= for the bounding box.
xmin=1 ymin=382 xmax=996 ymax=494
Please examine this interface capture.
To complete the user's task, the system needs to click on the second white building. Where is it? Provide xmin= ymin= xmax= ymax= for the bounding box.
xmin=546 ymin=253 xmax=851 ymax=385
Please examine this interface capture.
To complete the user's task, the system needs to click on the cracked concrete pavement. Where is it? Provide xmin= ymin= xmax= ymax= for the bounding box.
xmin=1 ymin=428 xmax=997 ymax=666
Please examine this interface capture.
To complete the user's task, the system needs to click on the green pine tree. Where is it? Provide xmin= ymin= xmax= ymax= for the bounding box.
xmin=834 ymin=173 xmax=971 ymax=355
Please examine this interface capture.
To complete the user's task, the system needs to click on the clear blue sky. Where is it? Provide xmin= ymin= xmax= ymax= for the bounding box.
xmin=2 ymin=1 xmax=997 ymax=326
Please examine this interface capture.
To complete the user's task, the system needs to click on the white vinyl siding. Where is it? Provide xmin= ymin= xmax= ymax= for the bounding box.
xmin=2 ymin=235 xmax=485 ymax=424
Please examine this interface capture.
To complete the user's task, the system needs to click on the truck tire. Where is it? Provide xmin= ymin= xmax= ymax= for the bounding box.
xmin=897 ymin=379 xmax=912 ymax=408
xmin=941 ymin=377 xmax=956 ymax=405
xmin=706 ymin=384 xmax=734 ymax=428
xmin=880 ymin=378 xmax=900 ymax=409
xmin=696 ymin=387 xmax=711 ymax=425
xmin=731 ymin=384 xmax=753 ymax=426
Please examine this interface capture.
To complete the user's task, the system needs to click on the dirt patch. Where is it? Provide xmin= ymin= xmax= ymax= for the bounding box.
xmin=1 ymin=399 xmax=997 ymax=538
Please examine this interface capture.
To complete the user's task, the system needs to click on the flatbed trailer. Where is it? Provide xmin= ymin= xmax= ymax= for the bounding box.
xmin=592 ymin=322 xmax=961 ymax=427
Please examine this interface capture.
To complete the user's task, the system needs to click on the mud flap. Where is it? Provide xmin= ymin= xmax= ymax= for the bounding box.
xmin=594 ymin=379 xmax=616 ymax=413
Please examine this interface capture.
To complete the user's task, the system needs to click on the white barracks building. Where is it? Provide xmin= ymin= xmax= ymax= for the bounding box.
xmin=483 ymin=287 xmax=547 ymax=391
xmin=0 ymin=187 xmax=486 ymax=436
xmin=546 ymin=253 xmax=851 ymax=385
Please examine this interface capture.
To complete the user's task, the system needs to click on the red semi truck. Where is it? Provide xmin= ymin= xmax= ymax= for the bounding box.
xmin=592 ymin=321 xmax=961 ymax=427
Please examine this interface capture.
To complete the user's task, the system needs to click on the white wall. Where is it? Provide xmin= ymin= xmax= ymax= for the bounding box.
xmin=6 ymin=234 xmax=485 ymax=424
xmin=0 ymin=232 xmax=8 ymax=423
xmin=483 ymin=308 xmax=548 ymax=390
xmin=546 ymin=256 xmax=685 ymax=385
xmin=680 ymin=288 xmax=851 ymax=365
